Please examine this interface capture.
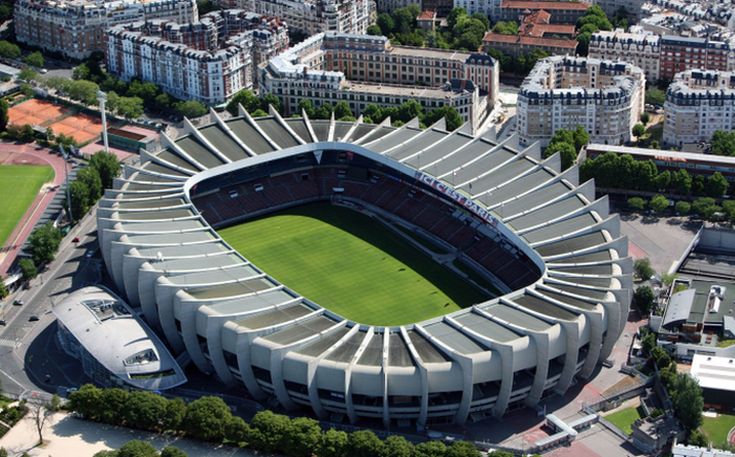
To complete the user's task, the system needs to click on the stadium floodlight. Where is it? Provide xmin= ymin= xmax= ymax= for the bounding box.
xmin=98 ymin=90 xmax=109 ymax=153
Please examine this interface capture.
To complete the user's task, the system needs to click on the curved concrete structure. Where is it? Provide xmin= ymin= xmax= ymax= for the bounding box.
xmin=98 ymin=108 xmax=632 ymax=427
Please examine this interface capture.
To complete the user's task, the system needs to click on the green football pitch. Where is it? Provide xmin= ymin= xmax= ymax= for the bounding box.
xmin=0 ymin=164 xmax=54 ymax=249
xmin=218 ymin=202 xmax=492 ymax=326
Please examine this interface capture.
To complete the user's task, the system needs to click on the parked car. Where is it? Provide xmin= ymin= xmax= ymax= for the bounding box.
xmin=29 ymin=315 xmax=39 ymax=322
xmin=13 ymin=299 xmax=23 ymax=306
xmin=0 ymin=320 xmax=6 ymax=326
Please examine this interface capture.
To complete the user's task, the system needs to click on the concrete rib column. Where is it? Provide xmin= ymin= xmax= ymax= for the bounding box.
xmin=382 ymin=330 xmax=390 ymax=429
xmin=555 ymin=320 xmax=580 ymax=395
xmin=154 ymin=277 xmax=186 ymax=353
xmin=345 ymin=328 xmax=375 ymax=424
xmin=269 ymin=345 xmax=299 ymax=410
xmin=173 ymin=290 xmax=212 ymax=374
xmin=203 ymin=311 xmax=236 ymax=386
xmin=232 ymin=326 xmax=267 ymax=401
xmin=400 ymin=327 xmax=429 ymax=428
xmin=445 ymin=316 xmax=512 ymax=418
xmin=415 ymin=324 xmax=474 ymax=425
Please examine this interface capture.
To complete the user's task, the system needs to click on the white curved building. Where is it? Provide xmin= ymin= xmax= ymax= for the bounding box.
xmin=53 ymin=286 xmax=187 ymax=390
xmin=97 ymin=107 xmax=632 ymax=427
xmin=517 ymin=56 xmax=645 ymax=147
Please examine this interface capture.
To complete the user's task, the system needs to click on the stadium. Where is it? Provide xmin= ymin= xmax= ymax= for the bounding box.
xmin=97 ymin=106 xmax=632 ymax=427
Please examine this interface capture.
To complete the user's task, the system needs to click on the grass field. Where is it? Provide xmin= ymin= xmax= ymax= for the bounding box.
xmin=218 ymin=203 xmax=491 ymax=326
xmin=605 ymin=406 xmax=643 ymax=435
xmin=0 ymin=164 xmax=54 ymax=248
xmin=701 ymin=413 xmax=735 ymax=448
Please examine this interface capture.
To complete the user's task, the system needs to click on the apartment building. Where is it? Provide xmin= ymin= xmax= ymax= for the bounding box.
xmin=663 ymin=70 xmax=735 ymax=147
xmin=259 ymin=33 xmax=499 ymax=130
xmin=219 ymin=0 xmax=371 ymax=36
xmin=517 ymin=56 xmax=645 ymax=147
xmin=107 ymin=10 xmax=288 ymax=105
xmin=660 ymin=35 xmax=732 ymax=80
xmin=589 ymin=30 xmax=661 ymax=82
xmin=15 ymin=0 xmax=198 ymax=60
xmin=482 ymin=10 xmax=577 ymax=57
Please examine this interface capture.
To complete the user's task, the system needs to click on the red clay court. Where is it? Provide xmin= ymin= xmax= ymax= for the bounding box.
xmin=9 ymin=99 xmax=103 ymax=145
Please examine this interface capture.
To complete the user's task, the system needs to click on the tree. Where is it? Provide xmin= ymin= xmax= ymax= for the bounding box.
xmin=705 ymin=172 xmax=729 ymax=198
xmin=545 ymin=141 xmax=577 ymax=170
xmin=248 ymin=410 xmax=292 ymax=453
xmin=317 ymin=429 xmax=349 ymax=457
xmin=710 ymin=130 xmax=735 ymax=156
xmin=0 ymin=98 xmax=8 ymax=133
xmin=649 ymin=194 xmax=669 ymax=214
xmin=122 ymin=391 xmax=169 ymax=432
xmin=634 ymin=258 xmax=654 ymax=280
xmin=692 ymin=197 xmax=719 ymax=219
xmin=645 ymin=88 xmax=666 ymax=106
xmin=162 ymin=397 xmax=187 ymax=431
xmin=224 ymin=415 xmax=249 ymax=445
xmin=492 ymin=21 xmax=518 ymax=35
xmin=640 ymin=112 xmax=650 ymax=125
xmin=89 ymin=151 xmax=120 ymax=190
xmin=632 ymin=285 xmax=655 ymax=315
xmin=0 ymin=41 xmax=20 ymax=59
xmin=446 ymin=441 xmax=481 ymax=457
xmin=29 ymin=398 xmax=56 ymax=445
xmin=114 ymin=96 xmax=144 ymax=119
xmin=651 ymin=346 xmax=671 ymax=369
xmin=0 ymin=277 xmax=7 ymax=298
xmin=18 ymin=258 xmax=37 ymax=281
xmin=380 ymin=435 xmax=414 ymax=457
xmin=670 ymin=373 xmax=704 ymax=432
xmin=160 ymin=447 xmax=188 ymax=457
xmin=261 ymin=93 xmax=282 ymax=113
xmin=688 ymin=429 xmax=708 ymax=447
xmin=283 ymin=417 xmax=322 ymax=457
xmin=99 ymin=388 xmax=129 ymax=424
xmin=627 ymin=196 xmax=646 ymax=211
xmin=367 ymin=24 xmax=382 ymax=35
xmin=175 ymin=100 xmax=208 ymax=119
xmin=348 ymin=430 xmax=384 ymax=457
xmin=77 ymin=166 xmax=103 ymax=203
xmin=413 ymin=441 xmax=447 ymax=457
xmin=69 ymin=384 xmax=104 ymax=420
xmin=24 ymin=51 xmax=44 ymax=68
xmin=333 ymin=101 xmax=353 ymax=120
xmin=424 ymin=106 xmax=463 ymax=131
xmin=181 ymin=396 xmax=231 ymax=442
xmin=66 ymin=80 xmax=100 ymax=105
xmin=69 ymin=179 xmax=91 ymax=222
xmin=632 ymin=123 xmax=646 ymax=139
xmin=671 ymin=169 xmax=692 ymax=195
xmin=675 ymin=201 xmax=691 ymax=215
xmin=251 ymin=108 xmax=268 ymax=118
xmin=298 ymin=99 xmax=316 ymax=118
xmin=117 ymin=440 xmax=158 ymax=457
xmin=376 ymin=13 xmax=395 ymax=34
xmin=227 ymin=89 xmax=260 ymax=116
xmin=27 ymin=222 xmax=62 ymax=266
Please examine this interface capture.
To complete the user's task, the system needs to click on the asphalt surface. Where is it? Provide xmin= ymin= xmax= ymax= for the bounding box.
xmin=0 ymin=211 xmax=100 ymax=400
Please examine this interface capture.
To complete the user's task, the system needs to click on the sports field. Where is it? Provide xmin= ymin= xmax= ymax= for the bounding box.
xmin=218 ymin=203 xmax=491 ymax=326
xmin=0 ymin=164 xmax=54 ymax=248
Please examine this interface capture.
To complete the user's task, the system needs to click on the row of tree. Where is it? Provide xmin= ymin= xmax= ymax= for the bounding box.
xmin=710 ymin=130 xmax=735 ymax=156
xmin=0 ymin=40 xmax=44 ymax=68
xmin=581 ymin=151 xmax=730 ymax=198
xmin=18 ymin=151 xmax=120 ymax=283
xmin=226 ymin=89 xmax=464 ymax=131
xmin=68 ymin=385 xmax=497 ymax=457
xmin=94 ymin=440 xmax=188 ymax=457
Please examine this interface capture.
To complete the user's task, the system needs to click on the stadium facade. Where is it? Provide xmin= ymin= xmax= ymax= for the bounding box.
xmin=97 ymin=107 xmax=632 ymax=427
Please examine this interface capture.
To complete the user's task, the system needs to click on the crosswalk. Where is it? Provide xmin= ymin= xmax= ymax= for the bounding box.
xmin=0 ymin=338 xmax=18 ymax=348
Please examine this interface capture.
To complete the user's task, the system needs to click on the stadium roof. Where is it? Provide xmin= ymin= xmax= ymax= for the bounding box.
xmin=98 ymin=108 xmax=631 ymax=385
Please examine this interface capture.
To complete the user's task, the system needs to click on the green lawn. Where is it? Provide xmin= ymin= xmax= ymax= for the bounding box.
xmin=218 ymin=203 xmax=491 ymax=326
xmin=0 ymin=164 xmax=54 ymax=248
xmin=605 ymin=406 xmax=643 ymax=435
xmin=702 ymin=413 xmax=735 ymax=448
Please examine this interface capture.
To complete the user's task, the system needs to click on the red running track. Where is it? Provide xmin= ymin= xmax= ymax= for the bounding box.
xmin=0 ymin=142 xmax=69 ymax=276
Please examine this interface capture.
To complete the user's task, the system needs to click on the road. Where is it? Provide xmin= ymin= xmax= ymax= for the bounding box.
xmin=0 ymin=210 xmax=100 ymax=399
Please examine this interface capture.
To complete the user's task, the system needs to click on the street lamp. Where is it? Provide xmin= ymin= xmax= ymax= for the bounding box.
xmin=98 ymin=90 xmax=109 ymax=153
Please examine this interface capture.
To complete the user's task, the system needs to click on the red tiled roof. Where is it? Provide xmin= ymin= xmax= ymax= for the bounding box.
xmin=501 ymin=0 xmax=591 ymax=11
xmin=417 ymin=10 xmax=436 ymax=20
xmin=482 ymin=32 xmax=578 ymax=49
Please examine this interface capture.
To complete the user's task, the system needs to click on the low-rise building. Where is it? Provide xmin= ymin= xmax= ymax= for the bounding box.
xmin=219 ymin=0 xmax=371 ymax=36
xmin=107 ymin=10 xmax=288 ymax=105
xmin=663 ymin=69 xmax=735 ymax=147
xmin=259 ymin=32 xmax=499 ymax=129
xmin=517 ymin=56 xmax=645 ymax=147
xmin=482 ymin=9 xmax=577 ymax=57
xmin=495 ymin=0 xmax=590 ymax=24
xmin=14 ymin=0 xmax=198 ymax=60
xmin=589 ymin=30 xmax=661 ymax=82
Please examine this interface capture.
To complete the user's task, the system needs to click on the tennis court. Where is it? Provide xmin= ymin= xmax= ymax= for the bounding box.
xmin=8 ymin=99 xmax=103 ymax=144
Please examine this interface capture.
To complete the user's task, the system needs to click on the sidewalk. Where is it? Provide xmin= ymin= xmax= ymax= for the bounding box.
xmin=0 ymin=412 xmax=256 ymax=457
